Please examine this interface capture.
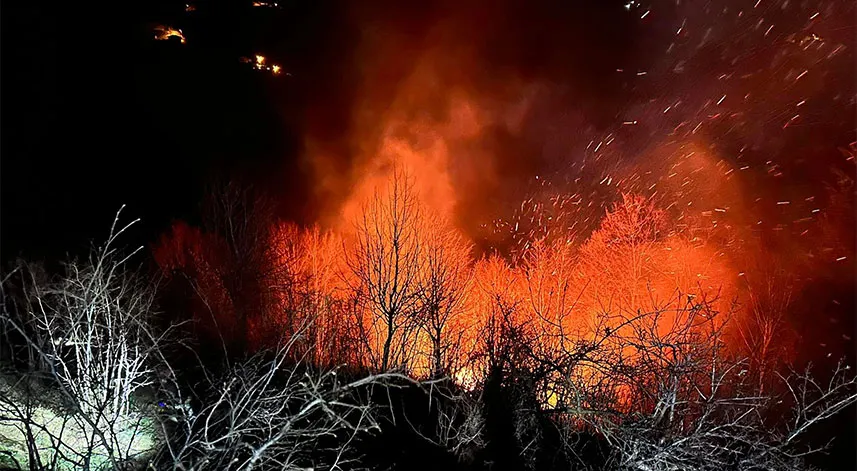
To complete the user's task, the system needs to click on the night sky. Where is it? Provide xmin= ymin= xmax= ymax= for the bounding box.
xmin=1 ymin=0 xmax=643 ymax=262
xmin=3 ymin=1 xmax=335 ymax=262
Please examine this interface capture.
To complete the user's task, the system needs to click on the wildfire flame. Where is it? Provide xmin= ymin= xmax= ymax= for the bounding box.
xmin=240 ymin=54 xmax=285 ymax=75
xmin=153 ymin=26 xmax=186 ymax=44
xmin=154 ymin=0 xmax=855 ymax=391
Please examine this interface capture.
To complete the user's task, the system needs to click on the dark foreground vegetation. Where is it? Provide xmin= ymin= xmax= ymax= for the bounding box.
xmin=0 ymin=205 xmax=854 ymax=471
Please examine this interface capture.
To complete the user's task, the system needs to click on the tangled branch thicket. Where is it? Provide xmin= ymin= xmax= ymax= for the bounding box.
xmin=0 ymin=202 xmax=854 ymax=471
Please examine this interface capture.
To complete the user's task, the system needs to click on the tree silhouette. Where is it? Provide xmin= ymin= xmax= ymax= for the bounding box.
xmin=346 ymin=168 xmax=425 ymax=371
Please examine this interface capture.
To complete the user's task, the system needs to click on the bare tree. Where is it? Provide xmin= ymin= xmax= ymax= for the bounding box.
xmin=520 ymin=237 xmax=589 ymax=378
xmin=200 ymin=180 xmax=286 ymax=353
xmin=414 ymin=215 xmax=473 ymax=378
xmin=273 ymin=224 xmax=359 ymax=369
xmin=346 ymin=168 xmax=424 ymax=372
xmin=155 ymin=180 xmax=292 ymax=356
xmin=738 ymin=265 xmax=796 ymax=394
xmin=577 ymin=194 xmax=667 ymax=316
xmin=0 ymin=207 xmax=177 ymax=470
